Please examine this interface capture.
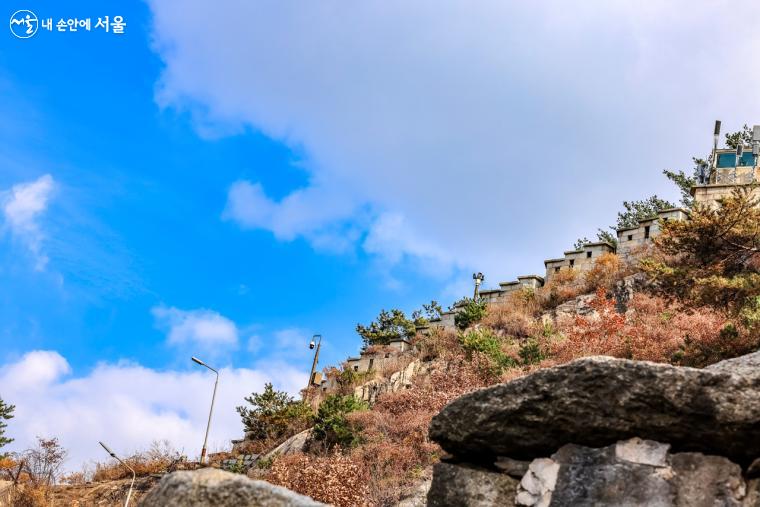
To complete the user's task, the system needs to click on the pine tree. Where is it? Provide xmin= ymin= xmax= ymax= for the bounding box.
xmin=0 ymin=396 xmax=15 ymax=457
xmin=642 ymin=186 xmax=760 ymax=311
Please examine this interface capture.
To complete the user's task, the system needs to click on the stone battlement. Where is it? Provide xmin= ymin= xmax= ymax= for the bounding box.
xmin=543 ymin=242 xmax=616 ymax=283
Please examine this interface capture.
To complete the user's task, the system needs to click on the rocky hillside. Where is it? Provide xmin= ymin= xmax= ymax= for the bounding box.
xmin=33 ymin=187 xmax=760 ymax=506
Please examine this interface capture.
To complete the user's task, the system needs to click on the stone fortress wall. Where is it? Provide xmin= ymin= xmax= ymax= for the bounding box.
xmin=313 ymin=124 xmax=760 ymax=402
xmin=616 ymin=208 xmax=689 ymax=259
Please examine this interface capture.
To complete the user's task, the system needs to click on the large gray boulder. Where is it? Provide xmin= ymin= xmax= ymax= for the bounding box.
xmin=427 ymin=462 xmax=518 ymax=506
xmin=429 ymin=356 xmax=760 ymax=465
xmin=517 ymin=439 xmax=747 ymax=507
xmin=139 ymin=468 xmax=325 ymax=507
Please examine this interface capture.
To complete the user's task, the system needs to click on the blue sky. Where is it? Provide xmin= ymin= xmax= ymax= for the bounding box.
xmin=2 ymin=0 xmax=760 ymax=470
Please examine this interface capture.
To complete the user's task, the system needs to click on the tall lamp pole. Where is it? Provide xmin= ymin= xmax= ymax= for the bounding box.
xmin=307 ymin=334 xmax=322 ymax=393
xmin=192 ymin=356 xmax=219 ymax=464
xmin=99 ymin=441 xmax=135 ymax=507
xmin=473 ymin=272 xmax=484 ymax=300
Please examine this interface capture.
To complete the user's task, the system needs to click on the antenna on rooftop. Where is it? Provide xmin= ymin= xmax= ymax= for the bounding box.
xmin=710 ymin=120 xmax=722 ymax=173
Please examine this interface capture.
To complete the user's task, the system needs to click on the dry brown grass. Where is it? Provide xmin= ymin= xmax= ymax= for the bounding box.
xmin=92 ymin=441 xmax=184 ymax=481
xmin=551 ymin=289 xmax=754 ymax=367
xmin=267 ymin=452 xmax=370 ymax=507
xmin=9 ymin=485 xmax=49 ymax=507
xmin=536 ymin=268 xmax=586 ymax=310
xmin=482 ymin=289 xmax=541 ymax=338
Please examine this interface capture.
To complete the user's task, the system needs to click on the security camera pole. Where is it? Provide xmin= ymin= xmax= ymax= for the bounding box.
xmin=99 ymin=441 xmax=135 ymax=507
xmin=191 ymin=356 xmax=219 ymax=464
xmin=307 ymin=334 xmax=322 ymax=393
xmin=472 ymin=272 xmax=484 ymax=299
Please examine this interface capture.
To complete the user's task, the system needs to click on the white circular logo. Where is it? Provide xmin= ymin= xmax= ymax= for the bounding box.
xmin=10 ymin=10 xmax=38 ymax=39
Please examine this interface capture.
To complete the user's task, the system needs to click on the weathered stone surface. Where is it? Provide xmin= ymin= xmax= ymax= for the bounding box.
xmin=426 ymin=462 xmax=518 ymax=507
xmin=430 ymin=356 xmax=760 ymax=465
xmin=707 ymin=350 xmax=760 ymax=379
xmin=138 ymin=468 xmax=325 ymax=507
xmin=263 ymin=429 xmax=311 ymax=461
xmin=494 ymin=456 xmax=530 ymax=477
xmin=397 ymin=476 xmax=432 ymax=507
xmin=614 ymin=437 xmax=670 ymax=466
xmin=354 ymin=359 xmax=424 ymax=404
xmin=550 ymin=444 xmax=673 ymax=506
xmin=512 ymin=439 xmax=747 ymax=507
xmin=515 ymin=458 xmax=558 ymax=507
xmin=670 ymin=453 xmax=746 ymax=507
xmin=745 ymin=479 xmax=760 ymax=507
xmin=553 ymin=293 xmax=595 ymax=318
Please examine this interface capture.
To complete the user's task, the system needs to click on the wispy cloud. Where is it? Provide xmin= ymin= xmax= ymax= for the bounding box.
xmin=1 ymin=174 xmax=55 ymax=270
xmin=222 ymin=179 xmax=364 ymax=254
xmin=152 ymin=306 xmax=239 ymax=351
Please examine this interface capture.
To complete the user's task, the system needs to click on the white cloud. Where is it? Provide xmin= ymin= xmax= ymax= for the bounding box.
xmin=149 ymin=1 xmax=760 ymax=285
xmin=222 ymin=179 xmax=365 ymax=254
xmin=1 ymin=174 xmax=54 ymax=270
xmin=222 ymin=181 xmax=276 ymax=231
xmin=152 ymin=306 xmax=239 ymax=350
xmin=0 ymin=350 xmax=306 ymax=472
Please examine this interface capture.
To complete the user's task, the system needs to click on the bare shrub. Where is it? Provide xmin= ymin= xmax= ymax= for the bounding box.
xmin=59 ymin=471 xmax=87 ymax=485
xmin=22 ymin=437 xmax=67 ymax=486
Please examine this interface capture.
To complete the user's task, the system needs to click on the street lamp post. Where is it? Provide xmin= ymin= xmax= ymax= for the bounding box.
xmin=99 ymin=441 xmax=135 ymax=507
xmin=307 ymin=334 xmax=322 ymax=393
xmin=191 ymin=356 xmax=219 ymax=465
xmin=472 ymin=272 xmax=484 ymax=300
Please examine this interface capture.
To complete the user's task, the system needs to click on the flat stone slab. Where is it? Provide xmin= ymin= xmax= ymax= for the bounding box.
xmin=429 ymin=356 xmax=760 ymax=466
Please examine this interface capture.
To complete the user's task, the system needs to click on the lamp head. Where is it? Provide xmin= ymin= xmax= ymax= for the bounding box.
xmin=191 ymin=356 xmax=205 ymax=367
xmin=309 ymin=340 xmax=315 ymax=350
xmin=99 ymin=441 xmax=116 ymax=457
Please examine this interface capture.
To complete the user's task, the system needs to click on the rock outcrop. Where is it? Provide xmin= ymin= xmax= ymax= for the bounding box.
xmin=427 ymin=353 xmax=760 ymax=506
xmin=263 ymin=429 xmax=312 ymax=460
xmin=354 ymin=359 xmax=425 ymax=404
xmin=139 ymin=468 xmax=325 ymax=506
xmin=430 ymin=356 xmax=760 ymax=466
